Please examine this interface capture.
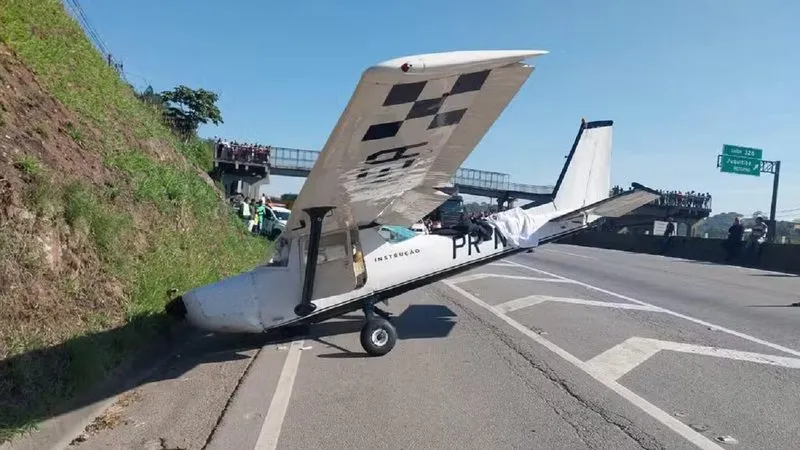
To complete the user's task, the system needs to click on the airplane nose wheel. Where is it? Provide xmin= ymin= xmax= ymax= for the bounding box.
xmin=360 ymin=317 xmax=397 ymax=356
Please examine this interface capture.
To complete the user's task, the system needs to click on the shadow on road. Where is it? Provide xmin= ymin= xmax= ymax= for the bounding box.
xmin=748 ymin=304 xmax=800 ymax=308
xmin=675 ymin=260 xmax=722 ymax=266
xmin=2 ymin=304 xmax=459 ymax=444
xmin=749 ymin=273 xmax=798 ymax=278
xmin=674 ymin=259 xmax=799 ymax=276
xmin=0 ymin=314 xmax=302 ymax=446
xmin=314 ymin=304 xmax=458 ymax=358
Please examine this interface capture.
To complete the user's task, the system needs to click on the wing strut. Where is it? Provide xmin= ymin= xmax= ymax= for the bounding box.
xmin=295 ymin=206 xmax=335 ymax=317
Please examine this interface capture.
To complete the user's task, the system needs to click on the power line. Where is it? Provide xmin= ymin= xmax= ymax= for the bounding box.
xmin=63 ymin=0 xmax=106 ymax=54
xmin=61 ymin=0 xmax=127 ymax=80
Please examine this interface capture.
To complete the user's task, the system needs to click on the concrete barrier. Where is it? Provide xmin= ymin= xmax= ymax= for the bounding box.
xmin=557 ymin=231 xmax=800 ymax=275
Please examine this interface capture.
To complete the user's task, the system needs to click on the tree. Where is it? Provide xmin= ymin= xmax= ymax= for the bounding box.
xmin=136 ymin=85 xmax=164 ymax=107
xmin=159 ymin=85 xmax=223 ymax=140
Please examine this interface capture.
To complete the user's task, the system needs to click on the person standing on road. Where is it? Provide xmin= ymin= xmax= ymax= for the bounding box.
xmin=723 ymin=216 xmax=744 ymax=262
xmin=249 ymin=204 xmax=260 ymax=234
xmin=659 ymin=217 xmax=675 ymax=254
xmin=744 ymin=216 xmax=767 ymax=264
xmin=256 ymin=200 xmax=267 ymax=235
xmin=241 ymin=197 xmax=251 ymax=222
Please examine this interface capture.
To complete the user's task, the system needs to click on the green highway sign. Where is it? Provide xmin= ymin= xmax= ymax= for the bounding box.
xmin=720 ymin=154 xmax=761 ymax=176
xmin=722 ymin=144 xmax=763 ymax=160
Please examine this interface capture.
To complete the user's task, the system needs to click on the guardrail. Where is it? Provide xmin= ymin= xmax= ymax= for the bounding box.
xmin=646 ymin=195 xmax=712 ymax=211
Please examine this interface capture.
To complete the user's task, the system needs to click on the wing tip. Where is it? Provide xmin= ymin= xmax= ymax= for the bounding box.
xmin=366 ymin=50 xmax=549 ymax=78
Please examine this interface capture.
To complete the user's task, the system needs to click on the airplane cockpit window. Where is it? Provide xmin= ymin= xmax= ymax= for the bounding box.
xmin=377 ymin=225 xmax=417 ymax=244
xmin=267 ymin=236 xmax=291 ymax=267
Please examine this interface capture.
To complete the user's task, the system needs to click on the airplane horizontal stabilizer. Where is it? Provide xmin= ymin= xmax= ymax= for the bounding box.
xmin=550 ymin=183 xmax=661 ymax=222
xmin=485 ymin=184 xmax=659 ymax=249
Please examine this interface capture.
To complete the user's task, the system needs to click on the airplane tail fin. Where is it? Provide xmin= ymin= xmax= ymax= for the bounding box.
xmin=550 ymin=119 xmax=613 ymax=213
xmin=486 ymin=119 xmax=660 ymax=249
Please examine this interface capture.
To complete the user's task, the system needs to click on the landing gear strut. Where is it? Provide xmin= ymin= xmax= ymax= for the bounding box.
xmin=360 ymin=298 xmax=397 ymax=356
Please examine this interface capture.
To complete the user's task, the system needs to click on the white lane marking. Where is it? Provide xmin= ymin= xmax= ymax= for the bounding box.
xmin=448 ymin=273 xmax=574 ymax=284
xmin=442 ymin=280 xmax=725 ymax=450
xmin=494 ymin=295 xmax=548 ymax=313
xmin=254 ymin=339 xmax=305 ymax=450
xmin=588 ymin=337 xmax=800 ymax=381
xmin=493 ymin=295 xmax=660 ymax=314
xmin=588 ymin=337 xmax=660 ymax=381
xmin=503 ymin=259 xmax=800 ymax=358
xmin=488 ymin=261 xmax=520 ymax=267
xmin=538 ymin=248 xmax=598 ymax=260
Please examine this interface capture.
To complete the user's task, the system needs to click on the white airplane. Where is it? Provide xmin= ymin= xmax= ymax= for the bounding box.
xmin=165 ymin=50 xmax=661 ymax=356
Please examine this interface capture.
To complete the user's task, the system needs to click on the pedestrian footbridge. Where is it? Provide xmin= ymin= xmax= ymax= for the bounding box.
xmin=213 ymin=145 xmax=554 ymax=205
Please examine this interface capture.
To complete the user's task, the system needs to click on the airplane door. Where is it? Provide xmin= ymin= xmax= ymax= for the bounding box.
xmin=300 ymin=226 xmax=367 ymax=301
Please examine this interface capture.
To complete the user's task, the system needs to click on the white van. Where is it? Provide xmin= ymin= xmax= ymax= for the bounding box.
xmin=262 ymin=206 xmax=291 ymax=240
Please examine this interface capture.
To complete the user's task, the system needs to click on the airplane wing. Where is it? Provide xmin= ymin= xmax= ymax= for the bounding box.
xmin=285 ymin=50 xmax=548 ymax=237
xmin=549 ymin=183 xmax=662 ymax=223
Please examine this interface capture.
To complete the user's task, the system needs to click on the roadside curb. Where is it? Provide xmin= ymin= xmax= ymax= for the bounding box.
xmin=2 ymin=320 xmax=201 ymax=450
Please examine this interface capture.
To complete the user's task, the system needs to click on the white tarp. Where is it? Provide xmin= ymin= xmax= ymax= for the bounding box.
xmin=486 ymin=207 xmax=542 ymax=248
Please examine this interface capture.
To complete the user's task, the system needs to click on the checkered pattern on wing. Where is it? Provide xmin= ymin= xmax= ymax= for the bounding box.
xmin=349 ymin=68 xmax=493 ymax=190
xmin=360 ymin=69 xmax=492 ymax=142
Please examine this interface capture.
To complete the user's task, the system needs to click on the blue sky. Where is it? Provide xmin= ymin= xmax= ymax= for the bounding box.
xmin=77 ymin=0 xmax=798 ymax=219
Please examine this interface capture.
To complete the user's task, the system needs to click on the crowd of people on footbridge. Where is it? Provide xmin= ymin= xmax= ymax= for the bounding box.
xmin=214 ymin=138 xmax=271 ymax=165
xmin=212 ymin=137 xmax=713 ymax=213
xmin=611 ymin=185 xmax=712 ymax=210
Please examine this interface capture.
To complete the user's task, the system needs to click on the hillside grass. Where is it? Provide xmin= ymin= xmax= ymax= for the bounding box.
xmin=0 ymin=0 xmax=270 ymax=442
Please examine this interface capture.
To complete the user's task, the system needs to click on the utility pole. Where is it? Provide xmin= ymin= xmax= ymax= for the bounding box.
xmin=768 ymin=160 xmax=781 ymax=243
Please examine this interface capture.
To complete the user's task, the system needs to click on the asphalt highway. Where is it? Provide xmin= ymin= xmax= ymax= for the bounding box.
xmin=64 ymin=244 xmax=800 ymax=450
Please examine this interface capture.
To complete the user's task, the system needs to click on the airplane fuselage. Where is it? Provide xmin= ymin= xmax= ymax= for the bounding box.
xmin=177 ymin=209 xmax=589 ymax=335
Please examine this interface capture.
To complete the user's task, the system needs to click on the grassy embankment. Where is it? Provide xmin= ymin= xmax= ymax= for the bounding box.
xmin=0 ymin=0 xmax=270 ymax=442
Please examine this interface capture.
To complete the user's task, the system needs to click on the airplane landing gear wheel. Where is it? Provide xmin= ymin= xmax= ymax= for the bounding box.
xmin=360 ymin=318 xmax=396 ymax=356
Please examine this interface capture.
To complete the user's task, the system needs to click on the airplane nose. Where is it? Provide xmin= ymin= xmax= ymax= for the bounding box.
xmin=165 ymin=295 xmax=187 ymax=320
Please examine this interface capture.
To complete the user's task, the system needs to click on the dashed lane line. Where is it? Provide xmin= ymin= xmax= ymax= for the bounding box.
xmin=537 ymin=247 xmax=599 ymax=260
xmin=449 ymin=273 xmax=575 ymax=284
xmin=493 ymin=295 xmax=660 ymax=314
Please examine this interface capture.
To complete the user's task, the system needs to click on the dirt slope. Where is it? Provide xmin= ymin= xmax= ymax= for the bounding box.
xmin=0 ymin=0 xmax=269 ymax=442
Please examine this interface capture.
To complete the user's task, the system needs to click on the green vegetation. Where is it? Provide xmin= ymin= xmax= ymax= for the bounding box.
xmin=141 ymin=85 xmax=224 ymax=142
xmin=0 ymin=0 xmax=270 ymax=442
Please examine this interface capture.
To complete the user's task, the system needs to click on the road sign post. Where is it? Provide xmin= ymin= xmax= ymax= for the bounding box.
xmin=716 ymin=144 xmax=781 ymax=242
xmin=769 ymin=161 xmax=781 ymax=242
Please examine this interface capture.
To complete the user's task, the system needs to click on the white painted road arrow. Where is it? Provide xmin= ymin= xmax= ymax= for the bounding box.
xmin=588 ymin=337 xmax=800 ymax=381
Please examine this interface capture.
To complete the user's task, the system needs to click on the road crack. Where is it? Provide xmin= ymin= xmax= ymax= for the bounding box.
xmin=200 ymin=345 xmax=263 ymax=449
